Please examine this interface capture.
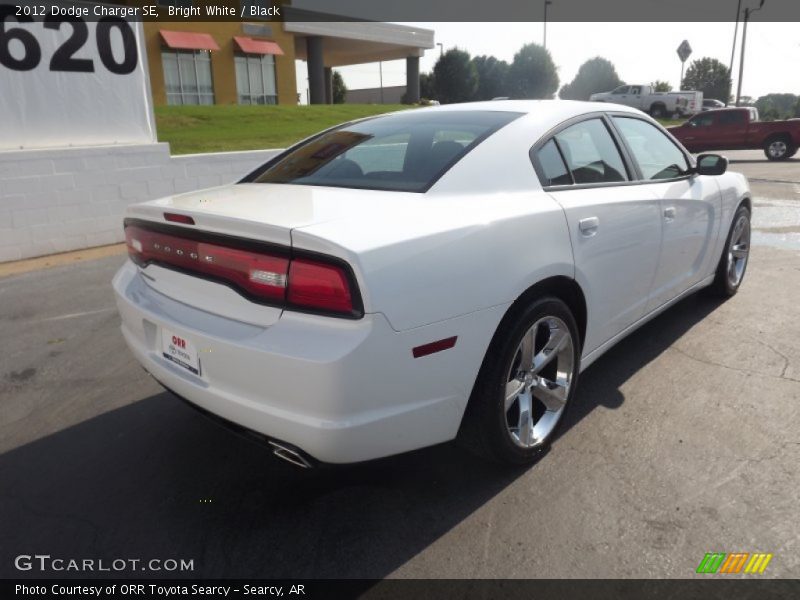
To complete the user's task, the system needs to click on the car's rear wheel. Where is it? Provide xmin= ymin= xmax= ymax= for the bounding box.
xmin=459 ymin=297 xmax=580 ymax=465
xmin=764 ymin=135 xmax=794 ymax=161
xmin=709 ymin=205 xmax=751 ymax=297
xmin=649 ymin=103 xmax=666 ymax=118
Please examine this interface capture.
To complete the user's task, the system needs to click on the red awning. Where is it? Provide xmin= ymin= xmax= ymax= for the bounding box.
xmin=234 ymin=36 xmax=284 ymax=56
xmin=160 ymin=30 xmax=220 ymax=51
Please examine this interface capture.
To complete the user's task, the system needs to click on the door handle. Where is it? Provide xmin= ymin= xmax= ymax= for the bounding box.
xmin=578 ymin=217 xmax=599 ymax=236
xmin=664 ymin=206 xmax=676 ymax=221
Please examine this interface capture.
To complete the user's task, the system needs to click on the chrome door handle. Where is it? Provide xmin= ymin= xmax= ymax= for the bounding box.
xmin=578 ymin=217 xmax=599 ymax=236
xmin=664 ymin=206 xmax=676 ymax=221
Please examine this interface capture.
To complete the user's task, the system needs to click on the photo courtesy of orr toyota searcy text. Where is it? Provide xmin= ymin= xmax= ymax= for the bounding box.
xmin=14 ymin=584 xmax=300 ymax=596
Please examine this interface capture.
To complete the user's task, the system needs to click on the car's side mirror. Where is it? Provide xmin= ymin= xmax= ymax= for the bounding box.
xmin=695 ymin=154 xmax=728 ymax=176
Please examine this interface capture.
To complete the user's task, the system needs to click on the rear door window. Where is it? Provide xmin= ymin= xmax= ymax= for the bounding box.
xmin=553 ymin=119 xmax=628 ymax=184
xmin=719 ymin=111 xmax=746 ymax=125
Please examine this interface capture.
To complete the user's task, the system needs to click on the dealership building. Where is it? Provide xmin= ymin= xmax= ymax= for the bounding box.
xmin=140 ymin=15 xmax=434 ymax=106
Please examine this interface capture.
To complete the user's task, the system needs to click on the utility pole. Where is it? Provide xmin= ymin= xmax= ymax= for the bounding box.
xmin=436 ymin=42 xmax=443 ymax=59
xmin=729 ymin=0 xmax=743 ymax=103
xmin=736 ymin=0 xmax=766 ymax=106
xmin=379 ymin=61 xmax=384 ymax=104
xmin=543 ymin=1 xmax=552 ymax=50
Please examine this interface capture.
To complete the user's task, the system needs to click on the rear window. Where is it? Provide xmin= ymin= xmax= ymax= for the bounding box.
xmin=243 ymin=110 xmax=522 ymax=192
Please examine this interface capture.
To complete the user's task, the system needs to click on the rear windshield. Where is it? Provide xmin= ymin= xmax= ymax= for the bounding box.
xmin=242 ymin=110 xmax=522 ymax=192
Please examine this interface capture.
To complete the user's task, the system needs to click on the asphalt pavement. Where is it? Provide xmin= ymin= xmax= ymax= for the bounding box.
xmin=1 ymin=154 xmax=798 ymax=579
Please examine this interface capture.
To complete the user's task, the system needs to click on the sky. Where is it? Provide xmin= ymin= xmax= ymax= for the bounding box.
xmin=293 ymin=22 xmax=800 ymax=103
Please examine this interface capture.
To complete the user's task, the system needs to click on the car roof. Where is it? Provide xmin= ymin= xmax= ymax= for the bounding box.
xmin=408 ymin=99 xmax=644 ymax=120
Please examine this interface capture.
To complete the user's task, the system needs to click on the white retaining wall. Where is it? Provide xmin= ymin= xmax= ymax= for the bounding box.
xmin=0 ymin=144 xmax=281 ymax=263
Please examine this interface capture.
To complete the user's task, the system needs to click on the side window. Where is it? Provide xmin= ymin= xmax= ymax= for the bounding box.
xmin=719 ymin=111 xmax=745 ymax=125
xmin=689 ymin=114 xmax=714 ymax=127
xmin=612 ymin=86 xmax=629 ymax=95
xmin=630 ymin=86 xmax=641 ymax=95
xmin=613 ymin=117 xmax=690 ymax=181
xmin=536 ymin=139 xmax=572 ymax=186
xmin=553 ymin=119 xmax=628 ymax=184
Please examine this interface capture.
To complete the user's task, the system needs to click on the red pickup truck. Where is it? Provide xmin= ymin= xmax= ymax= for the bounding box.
xmin=669 ymin=107 xmax=800 ymax=160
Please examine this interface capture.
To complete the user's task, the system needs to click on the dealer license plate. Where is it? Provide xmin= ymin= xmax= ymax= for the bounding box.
xmin=161 ymin=328 xmax=201 ymax=376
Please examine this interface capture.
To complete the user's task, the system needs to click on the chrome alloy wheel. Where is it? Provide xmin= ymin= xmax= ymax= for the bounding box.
xmin=768 ymin=139 xmax=788 ymax=159
xmin=727 ymin=212 xmax=751 ymax=288
xmin=504 ymin=316 xmax=574 ymax=448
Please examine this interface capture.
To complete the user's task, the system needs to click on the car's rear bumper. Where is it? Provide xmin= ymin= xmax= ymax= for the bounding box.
xmin=113 ymin=260 xmax=503 ymax=463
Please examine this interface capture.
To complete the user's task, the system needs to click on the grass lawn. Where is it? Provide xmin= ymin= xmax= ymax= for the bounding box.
xmin=155 ymin=104 xmax=410 ymax=155
xmin=657 ymin=118 xmax=687 ymax=128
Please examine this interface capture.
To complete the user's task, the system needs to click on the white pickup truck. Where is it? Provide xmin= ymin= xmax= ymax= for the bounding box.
xmin=589 ymin=85 xmax=703 ymax=118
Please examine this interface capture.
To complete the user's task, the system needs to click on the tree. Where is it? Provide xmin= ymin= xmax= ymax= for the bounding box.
xmin=420 ymin=72 xmax=436 ymax=100
xmin=506 ymin=43 xmax=559 ymax=100
xmin=755 ymin=93 xmax=798 ymax=120
xmin=433 ymin=48 xmax=478 ymax=104
xmin=681 ymin=57 xmax=731 ymax=102
xmin=652 ymin=80 xmax=672 ymax=92
xmin=471 ymin=55 xmax=510 ymax=100
xmin=332 ymin=70 xmax=347 ymax=104
xmin=559 ymin=57 xmax=623 ymax=100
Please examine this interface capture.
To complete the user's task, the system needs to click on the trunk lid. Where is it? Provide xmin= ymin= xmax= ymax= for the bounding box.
xmin=124 ymin=183 xmax=423 ymax=323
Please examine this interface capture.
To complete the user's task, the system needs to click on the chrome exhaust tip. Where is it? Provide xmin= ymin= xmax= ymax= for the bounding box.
xmin=269 ymin=441 xmax=314 ymax=468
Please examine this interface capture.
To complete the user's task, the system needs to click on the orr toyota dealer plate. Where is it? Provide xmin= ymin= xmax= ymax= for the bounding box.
xmin=161 ymin=328 xmax=201 ymax=376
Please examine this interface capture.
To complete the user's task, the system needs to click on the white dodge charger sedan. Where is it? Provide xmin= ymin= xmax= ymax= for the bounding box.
xmin=113 ymin=101 xmax=752 ymax=467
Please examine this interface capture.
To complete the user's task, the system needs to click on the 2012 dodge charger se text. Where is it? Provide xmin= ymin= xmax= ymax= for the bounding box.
xmin=113 ymin=101 xmax=752 ymax=467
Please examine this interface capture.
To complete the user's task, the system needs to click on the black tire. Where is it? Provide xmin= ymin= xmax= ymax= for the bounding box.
xmin=709 ymin=205 xmax=751 ymax=297
xmin=650 ymin=104 xmax=666 ymax=118
xmin=763 ymin=135 xmax=794 ymax=161
xmin=458 ymin=296 xmax=581 ymax=465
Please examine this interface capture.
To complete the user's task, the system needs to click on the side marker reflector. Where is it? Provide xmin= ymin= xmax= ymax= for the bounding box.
xmin=412 ymin=336 xmax=457 ymax=358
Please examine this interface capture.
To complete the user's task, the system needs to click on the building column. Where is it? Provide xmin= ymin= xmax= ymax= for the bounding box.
xmin=406 ymin=56 xmax=420 ymax=103
xmin=324 ymin=67 xmax=333 ymax=104
xmin=306 ymin=36 xmax=325 ymax=105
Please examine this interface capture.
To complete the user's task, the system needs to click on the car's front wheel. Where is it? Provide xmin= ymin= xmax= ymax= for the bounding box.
xmin=460 ymin=297 xmax=580 ymax=465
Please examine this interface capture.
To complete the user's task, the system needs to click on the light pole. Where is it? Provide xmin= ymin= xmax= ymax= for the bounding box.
xmin=543 ymin=0 xmax=553 ymax=50
xmin=436 ymin=42 xmax=443 ymax=59
xmin=728 ymin=0 xmax=743 ymax=103
xmin=379 ymin=61 xmax=384 ymax=104
xmin=736 ymin=0 xmax=765 ymax=106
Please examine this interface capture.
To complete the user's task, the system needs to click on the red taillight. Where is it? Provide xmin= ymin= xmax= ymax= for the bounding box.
xmin=287 ymin=258 xmax=354 ymax=314
xmin=125 ymin=222 xmax=359 ymax=316
xmin=164 ymin=212 xmax=195 ymax=225
xmin=125 ymin=225 xmax=288 ymax=303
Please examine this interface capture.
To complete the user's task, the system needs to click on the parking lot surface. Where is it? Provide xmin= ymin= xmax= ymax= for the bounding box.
xmin=1 ymin=156 xmax=798 ymax=579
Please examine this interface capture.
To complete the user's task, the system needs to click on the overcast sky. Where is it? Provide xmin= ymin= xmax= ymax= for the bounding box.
xmin=294 ymin=22 xmax=800 ymax=103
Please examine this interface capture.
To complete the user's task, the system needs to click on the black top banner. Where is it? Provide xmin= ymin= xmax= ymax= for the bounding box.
xmin=3 ymin=0 xmax=800 ymax=22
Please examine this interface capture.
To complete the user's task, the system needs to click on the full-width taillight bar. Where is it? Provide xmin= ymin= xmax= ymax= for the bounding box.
xmin=124 ymin=220 xmax=362 ymax=318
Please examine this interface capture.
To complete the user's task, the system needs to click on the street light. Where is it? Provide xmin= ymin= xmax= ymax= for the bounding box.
xmin=736 ymin=0 xmax=765 ymax=106
xmin=543 ymin=0 xmax=553 ymax=50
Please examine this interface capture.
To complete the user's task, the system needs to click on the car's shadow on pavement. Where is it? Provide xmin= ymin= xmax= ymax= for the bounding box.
xmin=0 ymin=293 xmax=723 ymax=580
